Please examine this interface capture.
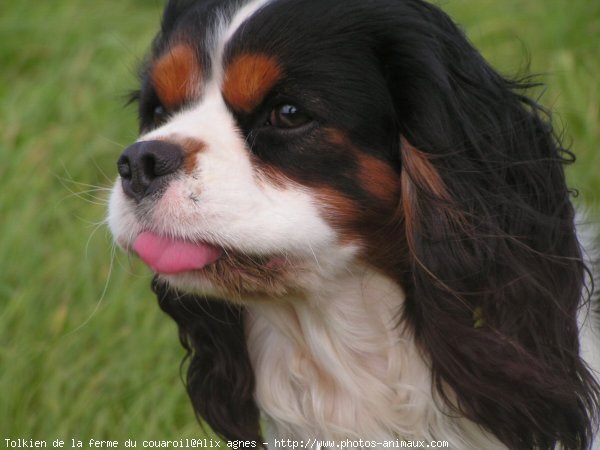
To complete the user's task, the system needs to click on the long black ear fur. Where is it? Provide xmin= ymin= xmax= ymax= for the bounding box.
xmin=377 ymin=1 xmax=600 ymax=448
xmin=153 ymin=277 xmax=262 ymax=444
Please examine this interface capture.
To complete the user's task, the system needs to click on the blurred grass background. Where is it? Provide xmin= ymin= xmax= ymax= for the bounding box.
xmin=0 ymin=0 xmax=598 ymax=442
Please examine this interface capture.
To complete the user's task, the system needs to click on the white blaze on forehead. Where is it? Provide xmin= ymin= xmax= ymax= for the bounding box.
xmin=212 ymin=0 xmax=274 ymax=84
xmin=139 ymin=0 xmax=275 ymax=143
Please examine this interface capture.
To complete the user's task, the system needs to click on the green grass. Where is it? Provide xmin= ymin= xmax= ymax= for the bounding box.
xmin=0 ymin=0 xmax=598 ymax=443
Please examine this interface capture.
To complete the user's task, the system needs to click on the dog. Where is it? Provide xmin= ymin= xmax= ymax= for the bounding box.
xmin=108 ymin=0 xmax=600 ymax=448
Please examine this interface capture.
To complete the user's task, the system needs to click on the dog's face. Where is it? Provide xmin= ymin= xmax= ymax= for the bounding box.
xmin=109 ymin=0 xmax=405 ymax=299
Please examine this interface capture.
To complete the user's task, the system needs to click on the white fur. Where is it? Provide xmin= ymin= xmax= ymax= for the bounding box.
xmin=212 ymin=0 xmax=274 ymax=84
xmin=245 ymin=267 xmax=506 ymax=449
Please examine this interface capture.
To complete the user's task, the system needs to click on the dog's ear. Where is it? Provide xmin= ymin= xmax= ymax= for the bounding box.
xmin=153 ymin=277 xmax=262 ymax=444
xmin=376 ymin=2 xmax=600 ymax=449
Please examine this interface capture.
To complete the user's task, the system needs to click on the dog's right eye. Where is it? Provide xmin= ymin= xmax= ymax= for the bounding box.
xmin=152 ymin=104 xmax=168 ymax=125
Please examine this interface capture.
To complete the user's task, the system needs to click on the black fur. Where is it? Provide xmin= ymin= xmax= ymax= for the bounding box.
xmin=153 ymin=277 xmax=262 ymax=443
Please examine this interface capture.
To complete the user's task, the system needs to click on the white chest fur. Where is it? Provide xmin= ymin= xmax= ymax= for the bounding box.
xmin=244 ymin=268 xmax=505 ymax=449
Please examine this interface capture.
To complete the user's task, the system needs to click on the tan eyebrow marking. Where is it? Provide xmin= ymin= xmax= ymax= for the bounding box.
xmin=151 ymin=44 xmax=201 ymax=109
xmin=222 ymin=53 xmax=283 ymax=113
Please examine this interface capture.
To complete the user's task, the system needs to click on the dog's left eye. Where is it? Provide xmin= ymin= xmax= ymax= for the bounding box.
xmin=266 ymin=104 xmax=310 ymax=129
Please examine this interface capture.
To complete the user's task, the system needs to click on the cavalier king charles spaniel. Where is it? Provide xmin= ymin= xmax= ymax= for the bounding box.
xmin=108 ymin=0 xmax=600 ymax=448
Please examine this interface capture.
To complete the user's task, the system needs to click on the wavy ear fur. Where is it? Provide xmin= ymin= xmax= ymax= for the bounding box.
xmin=153 ymin=277 xmax=262 ymax=444
xmin=380 ymin=1 xmax=600 ymax=448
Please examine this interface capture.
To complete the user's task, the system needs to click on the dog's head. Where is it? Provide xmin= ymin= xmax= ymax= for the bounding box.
xmin=109 ymin=0 xmax=412 ymax=300
xmin=109 ymin=0 xmax=599 ymax=448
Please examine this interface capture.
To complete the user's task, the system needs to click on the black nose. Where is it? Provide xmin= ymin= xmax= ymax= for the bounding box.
xmin=117 ymin=140 xmax=184 ymax=202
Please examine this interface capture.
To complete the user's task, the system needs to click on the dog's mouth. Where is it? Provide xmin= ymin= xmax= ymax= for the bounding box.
xmin=132 ymin=231 xmax=294 ymax=298
xmin=133 ymin=232 xmax=223 ymax=274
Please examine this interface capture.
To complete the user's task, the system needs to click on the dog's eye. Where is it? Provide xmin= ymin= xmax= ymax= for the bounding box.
xmin=153 ymin=104 xmax=168 ymax=125
xmin=267 ymin=104 xmax=310 ymax=129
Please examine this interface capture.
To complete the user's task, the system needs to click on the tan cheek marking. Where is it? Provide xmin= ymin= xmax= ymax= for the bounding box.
xmin=356 ymin=153 xmax=401 ymax=206
xmin=151 ymin=136 xmax=206 ymax=174
xmin=222 ymin=53 xmax=283 ymax=113
xmin=180 ymin=138 xmax=207 ymax=174
xmin=151 ymin=45 xmax=201 ymax=109
xmin=316 ymin=187 xmax=362 ymax=244
xmin=326 ymin=129 xmax=401 ymax=206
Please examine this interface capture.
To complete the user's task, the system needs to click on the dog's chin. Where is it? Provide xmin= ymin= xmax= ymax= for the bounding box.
xmin=154 ymin=249 xmax=303 ymax=302
xmin=123 ymin=229 xmax=302 ymax=301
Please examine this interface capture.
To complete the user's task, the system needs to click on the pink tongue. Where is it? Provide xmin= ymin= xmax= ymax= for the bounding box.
xmin=133 ymin=232 xmax=222 ymax=274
